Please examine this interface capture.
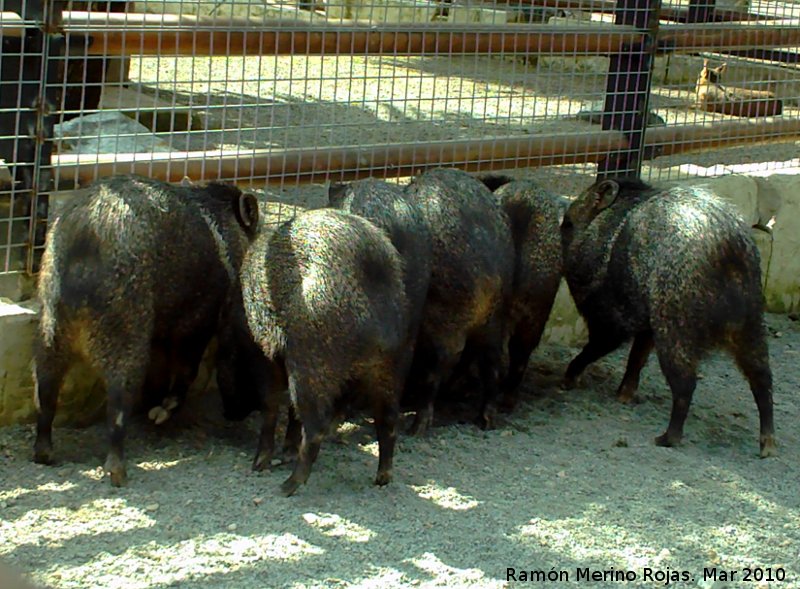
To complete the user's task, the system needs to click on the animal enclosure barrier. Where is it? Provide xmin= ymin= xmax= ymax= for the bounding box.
xmin=1 ymin=0 xmax=799 ymax=274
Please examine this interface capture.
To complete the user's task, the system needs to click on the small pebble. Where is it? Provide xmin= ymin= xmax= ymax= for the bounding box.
xmin=271 ymin=458 xmax=282 ymax=467
xmin=253 ymin=497 xmax=264 ymax=506
xmin=145 ymin=503 xmax=159 ymax=512
xmin=227 ymin=523 xmax=238 ymax=532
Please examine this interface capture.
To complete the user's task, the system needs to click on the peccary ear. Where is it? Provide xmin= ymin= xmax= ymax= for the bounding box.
xmin=328 ymin=182 xmax=349 ymax=207
xmin=236 ymin=192 xmax=259 ymax=235
xmin=592 ymin=180 xmax=619 ymax=211
xmin=478 ymin=174 xmax=514 ymax=192
xmin=717 ymin=62 xmax=728 ymax=74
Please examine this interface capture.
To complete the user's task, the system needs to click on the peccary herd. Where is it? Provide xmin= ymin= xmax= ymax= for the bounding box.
xmin=32 ymin=169 xmax=777 ymax=496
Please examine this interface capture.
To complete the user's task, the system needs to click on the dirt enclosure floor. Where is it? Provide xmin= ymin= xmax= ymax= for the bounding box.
xmin=0 ymin=312 xmax=798 ymax=589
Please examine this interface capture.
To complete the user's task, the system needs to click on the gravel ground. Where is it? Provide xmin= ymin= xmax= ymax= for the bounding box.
xmin=1 ymin=312 xmax=798 ymax=589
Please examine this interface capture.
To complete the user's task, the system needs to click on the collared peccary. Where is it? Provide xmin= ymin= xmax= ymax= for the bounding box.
xmin=34 ymin=175 xmax=259 ymax=486
xmin=403 ymin=168 xmax=514 ymax=433
xmin=561 ymin=178 xmax=776 ymax=457
xmin=235 ymin=208 xmax=410 ymax=496
xmin=328 ymin=177 xmax=432 ymax=371
xmin=478 ymin=175 xmax=565 ymax=411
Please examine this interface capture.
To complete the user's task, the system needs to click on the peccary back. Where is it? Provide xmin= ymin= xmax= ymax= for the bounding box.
xmin=328 ymin=178 xmax=432 ymax=355
xmin=481 ymin=176 xmax=565 ymax=408
xmin=403 ymin=168 xmax=514 ymax=432
xmin=561 ymin=178 xmax=775 ymax=457
xmin=34 ymin=175 xmax=259 ymax=486
xmin=239 ymin=208 xmax=410 ymax=495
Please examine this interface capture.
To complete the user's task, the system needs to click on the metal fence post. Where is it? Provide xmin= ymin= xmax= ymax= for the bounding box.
xmin=596 ymin=0 xmax=662 ymax=180
xmin=0 ymin=0 xmax=62 ymax=274
xmin=29 ymin=0 xmax=65 ymax=273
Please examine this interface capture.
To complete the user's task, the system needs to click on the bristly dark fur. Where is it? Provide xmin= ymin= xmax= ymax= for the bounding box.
xmin=326 ymin=177 xmax=433 ymax=378
xmin=561 ymin=178 xmax=776 ymax=458
xmin=33 ymin=174 xmax=260 ymax=487
xmin=238 ymin=208 xmax=411 ymax=496
xmin=403 ymin=168 xmax=514 ymax=433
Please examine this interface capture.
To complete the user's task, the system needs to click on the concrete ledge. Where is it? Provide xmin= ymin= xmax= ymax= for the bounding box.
xmin=0 ymin=297 xmax=217 ymax=427
xmin=0 ymin=300 xmax=38 ymax=425
xmin=1 ymin=172 xmax=799 ymax=426
xmin=541 ymin=172 xmax=800 ymax=348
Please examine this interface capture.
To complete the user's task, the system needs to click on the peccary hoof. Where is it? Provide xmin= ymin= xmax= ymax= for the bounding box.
xmin=104 ymin=456 xmax=128 ymax=487
xmin=33 ymin=444 xmax=54 ymax=466
xmin=760 ymin=436 xmax=778 ymax=458
xmin=654 ymin=432 xmax=681 ymax=448
xmin=147 ymin=406 xmax=171 ymax=425
xmin=252 ymin=452 xmax=272 ymax=473
xmin=615 ymin=388 xmax=637 ymax=404
xmin=281 ymin=449 xmax=298 ymax=464
xmin=280 ymin=477 xmax=302 ymax=497
xmin=498 ymin=394 xmax=518 ymax=415
xmin=561 ymin=375 xmax=578 ymax=390
xmin=374 ymin=470 xmax=392 ymax=487
xmin=408 ymin=411 xmax=433 ymax=436
xmin=475 ymin=411 xmax=495 ymax=431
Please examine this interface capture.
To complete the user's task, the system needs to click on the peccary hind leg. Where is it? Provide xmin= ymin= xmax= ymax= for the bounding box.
xmin=409 ymin=338 xmax=463 ymax=436
xmin=282 ymin=405 xmax=303 ymax=462
xmin=33 ymin=351 xmax=68 ymax=465
xmin=280 ymin=376 xmax=331 ymax=496
xmin=104 ymin=365 xmax=147 ymax=487
xmin=476 ymin=340 xmax=503 ymax=430
xmin=252 ymin=391 xmax=281 ymax=472
xmin=732 ymin=332 xmax=776 ymax=458
xmin=149 ymin=334 xmax=212 ymax=425
xmin=616 ymin=331 xmax=654 ymax=404
xmin=372 ymin=392 xmax=399 ymax=487
xmin=500 ymin=318 xmax=547 ymax=412
xmin=564 ymin=333 xmax=626 ymax=389
xmin=654 ymin=348 xmax=697 ymax=449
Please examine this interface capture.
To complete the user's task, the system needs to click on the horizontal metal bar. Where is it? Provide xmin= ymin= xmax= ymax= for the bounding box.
xmin=48 ymin=117 xmax=800 ymax=187
xmin=658 ymin=22 xmax=800 ymax=52
xmin=4 ymin=11 xmax=799 ymax=56
xmin=715 ymin=47 xmax=800 ymax=65
xmin=0 ymin=11 xmax=26 ymax=37
xmin=50 ymin=131 xmax=631 ymax=186
xmin=74 ymin=15 xmax=639 ymax=56
xmin=644 ymin=117 xmax=800 ymax=157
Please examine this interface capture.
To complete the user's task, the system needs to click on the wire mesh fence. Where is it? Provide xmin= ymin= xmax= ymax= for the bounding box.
xmin=1 ymin=0 xmax=799 ymax=274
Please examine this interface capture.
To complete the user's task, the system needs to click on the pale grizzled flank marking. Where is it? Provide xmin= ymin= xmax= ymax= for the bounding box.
xmin=197 ymin=205 xmax=236 ymax=282
xmin=560 ymin=178 xmax=775 ymax=458
xmin=38 ymin=216 xmax=61 ymax=347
